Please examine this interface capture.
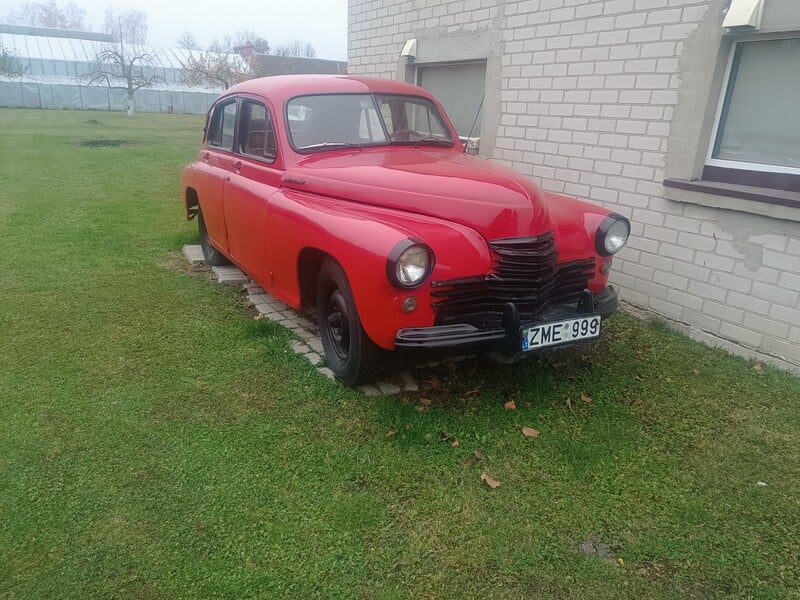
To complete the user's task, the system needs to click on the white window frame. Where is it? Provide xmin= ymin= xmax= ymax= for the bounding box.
xmin=705 ymin=35 xmax=800 ymax=176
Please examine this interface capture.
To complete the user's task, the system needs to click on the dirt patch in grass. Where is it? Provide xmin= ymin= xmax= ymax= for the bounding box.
xmin=78 ymin=138 xmax=129 ymax=147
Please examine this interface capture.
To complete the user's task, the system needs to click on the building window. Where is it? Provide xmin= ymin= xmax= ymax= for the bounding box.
xmin=706 ymin=37 xmax=800 ymax=178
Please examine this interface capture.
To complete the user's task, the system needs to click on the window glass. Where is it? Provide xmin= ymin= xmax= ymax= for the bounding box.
xmin=239 ymin=100 xmax=277 ymax=162
xmin=286 ymin=93 xmax=452 ymax=151
xmin=208 ymin=100 xmax=237 ymax=150
xmin=713 ymin=38 xmax=800 ymax=170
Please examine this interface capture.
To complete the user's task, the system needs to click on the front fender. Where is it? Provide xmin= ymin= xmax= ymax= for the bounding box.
xmin=544 ymin=191 xmax=616 ymax=292
xmin=267 ymin=189 xmax=493 ymax=349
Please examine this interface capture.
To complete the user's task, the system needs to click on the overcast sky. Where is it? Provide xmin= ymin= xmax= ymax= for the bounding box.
xmin=8 ymin=1 xmax=349 ymax=60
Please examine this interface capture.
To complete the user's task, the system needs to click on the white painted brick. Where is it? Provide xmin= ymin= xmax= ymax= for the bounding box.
xmin=629 ymin=27 xmax=663 ymax=43
xmin=710 ymin=272 xmax=752 ymax=294
xmin=751 ymin=282 xmax=799 ymax=307
xmin=727 ymin=291 xmax=770 ymax=316
xmin=649 ymin=297 xmax=684 ymax=321
xmin=720 ymin=322 xmax=763 ymax=347
xmin=615 ymin=12 xmax=646 ymax=27
xmin=763 ymin=249 xmax=800 ymax=274
xmin=770 ymin=304 xmax=800 ymax=327
xmin=694 ymin=251 xmax=737 ymax=274
xmin=778 ymin=271 xmax=800 ymax=292
xmin=704 ymin=301 xmax=744 ymax=324
xmin=743 ymin=314 xmax=790 ymax=340
xmin=674 ymin=260 xmax=710 ymax=283
xmin=687 ymin=280 xmax=726 ymax=303
xmin=667 ymin=288 xmax=703 ymax=311
xmin=761 ymin=336 xmax=799 ymax=362
xmin=678 ymin=232 xmax=715 ymax=252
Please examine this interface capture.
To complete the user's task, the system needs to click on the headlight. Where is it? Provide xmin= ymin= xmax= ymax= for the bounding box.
xmin=386 ymin=239 xmax=434 ymax=289
xmin=595 ymin=214 xmax=631 ymax=256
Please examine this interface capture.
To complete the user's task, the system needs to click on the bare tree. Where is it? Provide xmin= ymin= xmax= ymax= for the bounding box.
xmin=86 ymin=45 xmax=160 ymax=116
xmin=0 ymin=44 xmax=26 ymax=77
xmin=177 ymin=31 xmax=200 ymax=51
xmin=6 ymin=1 xmax=87 ymax=29
xmin=180 ymin=52 xmax=251 ymax=90
xmin=104 ymin=8 xmax=147 ymax=45
xmin=274 ymin=39 xmax=316 ymax=59
xmin=224 ymin=30 xmax=270 ymax=54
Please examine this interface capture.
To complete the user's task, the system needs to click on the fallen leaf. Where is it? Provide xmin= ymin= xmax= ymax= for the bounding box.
xmin=580 ymin=393 xmax=592 ymax=403
xmin=419 ymin=398 xmax=432 ymax=406
xmin=521 ymin=427 xmax=540 ymax=438
xmin=463 ymin=386 xmax=482 ymax=397
xmin=465 ymin=448 xmax=485 ymax=466
xmin=386 ymin=429 xmax=397 ymax=437
xmin=450 ymin=440 xmax=459 ymax=447
xmin=481 ymin=471 xmax=501 ymax=489
xmin=756 ymin=481 xmax=767 ymax=487
xmin=253 ymin=313 xmax=265 ymax=321
xmin=504 ymin=400 xmax=517 ymax=410
xmin=752 ymin=362 xmax=764 ymax=372
xmin=692 ymin=368 xmax=700 ymax=374
xmin=633 ymin=398 xmax=643 ymax=407
xmin=565 ymin=397 xmax=572 ymax=409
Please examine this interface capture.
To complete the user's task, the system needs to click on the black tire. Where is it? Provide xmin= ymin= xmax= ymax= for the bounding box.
xmin=317 ymin=259 xmax=382 ymax=386
xmin=197 ymin=209 xmax=229 ymax=266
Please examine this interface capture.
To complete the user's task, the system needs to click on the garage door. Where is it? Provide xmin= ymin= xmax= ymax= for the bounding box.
xmin=417 ymin=61 xmax=486 ymax=139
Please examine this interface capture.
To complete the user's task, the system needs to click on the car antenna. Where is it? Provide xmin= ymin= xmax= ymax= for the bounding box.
xmin=463 ymin=93 xmax=485 ymax=154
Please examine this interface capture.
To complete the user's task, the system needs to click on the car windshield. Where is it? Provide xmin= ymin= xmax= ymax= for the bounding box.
xmin=286 ymin=93 xmax=454 ymax=152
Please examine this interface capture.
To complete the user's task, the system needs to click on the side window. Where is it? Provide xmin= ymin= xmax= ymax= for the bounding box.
xmin=405 ymin=101 xmax=448 ymax=139
xmin=238 ymin=100 xmax=278 ymax=163
xmin=207 ymin=99 xmax=237 ymax=150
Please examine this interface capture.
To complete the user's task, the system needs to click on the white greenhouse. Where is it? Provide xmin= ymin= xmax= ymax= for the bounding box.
xmin=0 ymin=24 xmax=224 ymax=114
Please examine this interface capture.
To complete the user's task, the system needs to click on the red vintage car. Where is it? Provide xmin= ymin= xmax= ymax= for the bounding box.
xmin=181 ymin=75 xmax=630 ymax=385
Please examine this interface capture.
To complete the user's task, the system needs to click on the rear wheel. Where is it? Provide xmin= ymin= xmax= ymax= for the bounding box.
xmin=317 ymin=259 xmax=382 ymax=386
xmin=197 ymin=209 xmax=229 ymax=266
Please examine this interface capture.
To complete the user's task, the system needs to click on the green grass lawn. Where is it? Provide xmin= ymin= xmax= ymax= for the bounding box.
xmin=1 ymin=108 xmax=799 ymax=599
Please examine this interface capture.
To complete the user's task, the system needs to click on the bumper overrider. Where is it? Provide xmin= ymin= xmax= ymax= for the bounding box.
xmin=395 ymin=286 xmax=619 ymax=352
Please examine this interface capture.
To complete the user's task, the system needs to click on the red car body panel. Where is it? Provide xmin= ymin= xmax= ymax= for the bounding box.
xmin=182 ymin=75 xmax=625 ymax=351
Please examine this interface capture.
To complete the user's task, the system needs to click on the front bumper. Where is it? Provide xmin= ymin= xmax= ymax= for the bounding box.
xmin=395 ymin=286 xmax=619 ymax=351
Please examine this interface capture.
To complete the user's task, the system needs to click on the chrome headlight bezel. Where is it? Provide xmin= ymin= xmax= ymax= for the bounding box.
xmin=595 ymin=214 xmax=631 ymax=256
xmin=386 ymin=239 xmax=434 ymax=289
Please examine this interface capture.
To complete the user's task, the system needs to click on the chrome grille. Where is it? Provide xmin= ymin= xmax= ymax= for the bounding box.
xmin=431 ymin=231 xmax=595 ymax=328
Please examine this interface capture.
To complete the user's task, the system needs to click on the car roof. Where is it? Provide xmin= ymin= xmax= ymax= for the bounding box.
xmin=223 ymin=74 xmax=436 ymax=105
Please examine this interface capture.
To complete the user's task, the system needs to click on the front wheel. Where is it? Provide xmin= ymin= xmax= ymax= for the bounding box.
xmin=317 ymin=259 xmax=382 ymax=386
xmin=197 ymin=209 xmax=229 ymax=266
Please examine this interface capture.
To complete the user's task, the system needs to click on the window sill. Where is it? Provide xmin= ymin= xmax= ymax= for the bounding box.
xmin=663 ymin=178 xmax=800 ymax=222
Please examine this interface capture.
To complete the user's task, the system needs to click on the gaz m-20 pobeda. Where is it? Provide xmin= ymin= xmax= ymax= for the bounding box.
xmin=181 ymin=75 xmax=631 ymax=385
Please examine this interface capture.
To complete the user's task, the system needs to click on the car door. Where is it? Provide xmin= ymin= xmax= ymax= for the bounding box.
xmin=222 ymin=96 xmax=282 ymax=282
xmin=193 ymin=97 xmax=238 ymax=254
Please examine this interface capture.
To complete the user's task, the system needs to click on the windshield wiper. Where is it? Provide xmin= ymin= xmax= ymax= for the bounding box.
xmin=414 ymin=137 xmax=453 ymax=146
xmin=300 ymin=141 xmax=364 ymax=151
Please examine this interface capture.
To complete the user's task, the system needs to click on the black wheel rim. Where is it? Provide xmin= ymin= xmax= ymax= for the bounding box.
xmin=326 ymin=289 xmax=350 ymax=363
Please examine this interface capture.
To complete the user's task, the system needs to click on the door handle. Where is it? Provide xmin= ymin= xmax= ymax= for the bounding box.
xmin=232 ymin=160 xmax=241 ymax=172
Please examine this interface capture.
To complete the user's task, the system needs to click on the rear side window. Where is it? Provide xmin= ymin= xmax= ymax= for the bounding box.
xmin=238 ymin=100 xmax=278 ymax=163
xmin=207 ymin=100 xmax=237 ymax=150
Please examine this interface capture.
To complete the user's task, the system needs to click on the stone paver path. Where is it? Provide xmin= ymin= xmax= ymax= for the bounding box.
xmin=184 ymin=245 xmax=420 ymax=395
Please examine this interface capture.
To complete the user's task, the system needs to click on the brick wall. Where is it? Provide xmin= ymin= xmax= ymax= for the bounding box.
xmin=348 ymin=0 xmax=800 ymax=374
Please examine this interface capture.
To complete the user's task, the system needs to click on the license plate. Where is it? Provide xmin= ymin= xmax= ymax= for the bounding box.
xmin=521 ymin=315 xmax=601 ymax=351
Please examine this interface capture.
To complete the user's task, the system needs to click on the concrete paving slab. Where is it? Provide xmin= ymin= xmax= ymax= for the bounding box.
xmin=377 ymin=381 xmax=402 ymax=395
xmin=212 ymin=265 xmax=249 ymax=284
xmin=358 ymin=384 xmax=382 ymax=397
xmin=182 ymin=244 xmax=205 ymax=264
xmin=317 ymin=367 xmax=335 ymax=380
xmin=400 ymin=371 xmax=419 ymax=393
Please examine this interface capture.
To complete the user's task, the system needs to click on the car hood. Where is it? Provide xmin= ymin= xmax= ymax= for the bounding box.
xmin=282 ymin=148 xmax=551 ymax=239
